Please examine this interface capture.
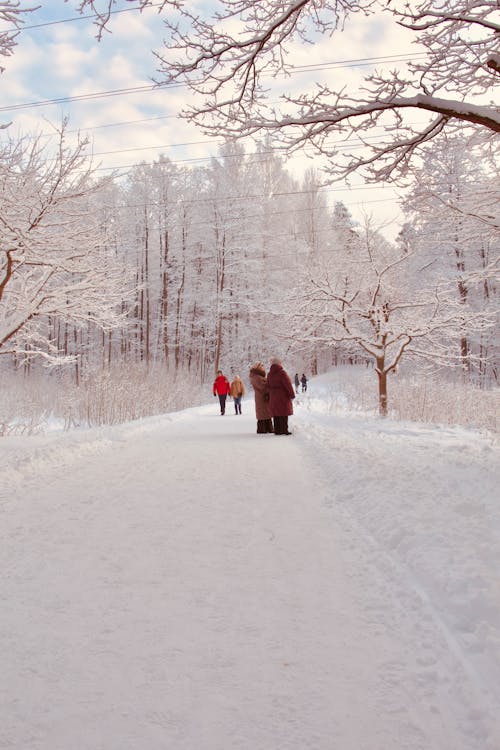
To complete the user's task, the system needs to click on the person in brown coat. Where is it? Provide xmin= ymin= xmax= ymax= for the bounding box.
xmin=249 ymin=362 xmax=274 ymax=433
xmin=266 ymin=357 xmax=295 ymax=435
xmin=230 ymin=375 xmax=245 ymax=415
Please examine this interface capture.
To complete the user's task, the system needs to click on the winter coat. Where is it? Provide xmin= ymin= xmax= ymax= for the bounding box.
xmin=213 ymin=374 xmax=231 ymax=396
xmin=230 ymin=376 xmax=246 ymax=398
xmin=249 ymin=365 xmax=272 ymax=420
xmin=267 ymin=363 xmax=295 ymax=417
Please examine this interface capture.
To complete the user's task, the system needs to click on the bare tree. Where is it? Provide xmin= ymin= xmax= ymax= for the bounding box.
xmin=0 ymin=123 xmax=129 ymax=364
xmin=144 ymin=0 xmax=499 ymax=182
xmin=3 ymin=2 xmax=498 ymax=180
xmin=291 ymin=218 xmax=490 ymax=415
xmin=0 ymin=0 xmax=37 ymax=74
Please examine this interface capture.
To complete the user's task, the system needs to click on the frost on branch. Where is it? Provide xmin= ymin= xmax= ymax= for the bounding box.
xmin=0 ymin=123 xmax=130 ymax=363
xmin=289 ymin=213 xmax=496 ymax=415
xmin=0 ymin=0 xmax=38 ymax=70
xmin=147 ymin=0 xmax=500 ymax=182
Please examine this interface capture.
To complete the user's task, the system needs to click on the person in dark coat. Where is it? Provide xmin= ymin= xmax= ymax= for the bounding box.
xmin=213 ymin=370 xmax=231 ymax=415
xmin=266 ymin=357 xmax=295 ymax=435
xmin=249 ymin=362 xmax=274 ymax=433
xmin=294 ymin=373 xmax=300 ymax=394
xmin=301 ymin=373 xmax=308 ymax=392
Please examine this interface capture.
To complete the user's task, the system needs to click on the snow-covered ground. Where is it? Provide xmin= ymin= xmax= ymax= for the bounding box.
xmin=1 ymin=373 xmax=499 ymax=750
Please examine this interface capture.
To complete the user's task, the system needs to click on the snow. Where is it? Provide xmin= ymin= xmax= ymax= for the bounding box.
xmin=1 ymin=373 xmax=499 ymax=750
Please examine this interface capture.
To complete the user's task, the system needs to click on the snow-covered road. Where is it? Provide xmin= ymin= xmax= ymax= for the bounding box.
xmin=1 ymin=387 xmax=499 ymax=750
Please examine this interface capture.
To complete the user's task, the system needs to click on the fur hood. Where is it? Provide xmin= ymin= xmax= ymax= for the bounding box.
xmin=250 ymin=363 xmax=266 ymax=377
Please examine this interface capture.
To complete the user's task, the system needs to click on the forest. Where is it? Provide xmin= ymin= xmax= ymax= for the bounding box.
xmin=0 ymin=123 xmax=497 ymax=431
xmin=0 ymin=0 xmax=498 ymax=432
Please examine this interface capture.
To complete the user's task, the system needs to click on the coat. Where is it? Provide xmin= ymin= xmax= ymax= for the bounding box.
xmin=213 ymin=374 xmax=231 ymax=396
xmin=249 ymin=365 xmax=272 ymax=420
xmin=230 ymin=376 xmax=246 ymax=398
xmin=267 ymin=363 xmax=295 ymax=417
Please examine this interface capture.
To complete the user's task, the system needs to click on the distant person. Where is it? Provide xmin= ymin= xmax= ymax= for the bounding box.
xmin=230 ymin=375 xmax=246 ymax=415
xmin=301 ymin=373 xmax=308 ymax=392
xmin=267 ymin=358 xmax=295 ymax=435
xmin=213 ymin=369 xmax=231 ymax=415
xmin=294 ymin=373 xmax=300 ymax=394
xmin=249 ymin=362 xmax=274 ymax=433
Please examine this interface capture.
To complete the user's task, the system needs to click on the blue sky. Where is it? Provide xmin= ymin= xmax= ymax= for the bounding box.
xmin=0 ymin=1 xmax=417 ymax=238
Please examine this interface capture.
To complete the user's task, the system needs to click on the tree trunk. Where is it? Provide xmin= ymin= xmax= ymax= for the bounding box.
xmin=454 ymin=236 xmax=469 ymax=374
xmin=376 ymin=357 xmax=388 ymax=417
xmin=160 ymin=227 xmax=170 ymax=364
xmin=214 ymin=221 xmax=226 ymax=374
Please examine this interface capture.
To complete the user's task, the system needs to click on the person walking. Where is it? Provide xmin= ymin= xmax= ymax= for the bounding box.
xmin=267 ymin=357 xmax=295 ymax=435
xmin=230 ymin=374 xmax=245 ymax=414
xmin=249 ymin=362 xmax=274 ymax=433
xmin=213 ymin=369 xmax=231 ymax=415
xmin=294 ymin=373 xmax=300 ymax=394
xmin=301 ymin=373 xmax=308 ymax=392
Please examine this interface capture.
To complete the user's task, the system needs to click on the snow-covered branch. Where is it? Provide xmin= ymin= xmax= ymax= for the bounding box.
xmin=0 ymin=123 xmax=132 ymax=361
xmin=143 ymin=0 xmax=500 ymax=182
xmin=0 ymin=0 xmax=38 ymax=69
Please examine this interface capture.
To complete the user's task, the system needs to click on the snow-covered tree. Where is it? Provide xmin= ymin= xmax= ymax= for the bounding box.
xmin=139 ymin=0 xmax=499 ymax=183
xmin=291 ymin=217 xmax=490 ymax=415
xmin=3 ymin=2 xmax=498 ymax=182
xmin=401 ymin=131 xmax=499 ymax=383
xmin=0 ymin=0 xmax=34 ymax=74
xmin=0 ymin=124 xmax=129 ymax=364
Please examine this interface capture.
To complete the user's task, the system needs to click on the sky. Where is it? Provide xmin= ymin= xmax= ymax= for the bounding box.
xmin=1 ymin=370 xmax=499 ymax=749
xmin=0 ymin=1 xmax=426 ymax=239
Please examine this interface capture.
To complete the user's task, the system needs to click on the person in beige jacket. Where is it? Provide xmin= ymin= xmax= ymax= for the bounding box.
xmin=230 ymin=375 xmax=246 ymax=414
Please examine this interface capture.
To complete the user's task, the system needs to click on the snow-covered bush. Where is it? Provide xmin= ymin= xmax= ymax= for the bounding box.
xmin=75 ymin=366 xmax=206 ymax=427
xmin=0 ymin=365 xmax=207 ymax=432
xmin=389 ymin=376 xmax=499 ymax=433
xmin=0 ymin=371 xmax=57 ymax=435
xmin=302 ymin=366 xmax=498 ymax=432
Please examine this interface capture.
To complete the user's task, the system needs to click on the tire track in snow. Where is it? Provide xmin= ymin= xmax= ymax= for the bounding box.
xmin=296 ymin=407 xmax=500 ymax=750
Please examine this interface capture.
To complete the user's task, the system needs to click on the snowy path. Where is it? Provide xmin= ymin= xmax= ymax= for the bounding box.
xmin=1 ymin=394 xmax=499 ymax=750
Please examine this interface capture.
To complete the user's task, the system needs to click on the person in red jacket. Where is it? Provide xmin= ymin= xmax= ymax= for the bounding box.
xmin=266 ymin=357 xmax=295 ymax=435
xmin=213 ymin=370 xmax=231 ymax=415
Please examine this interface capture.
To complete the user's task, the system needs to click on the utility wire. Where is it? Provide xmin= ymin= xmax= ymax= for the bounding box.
xmin=107 ymin=186 xmax=396 ymax=212
xmin=0 ymin=81 xmax=183 ymax=113
xmin=0 ymin=40 xmax=426 ymax=115
xmin=21 ymin=2 xmax=165 ymax=30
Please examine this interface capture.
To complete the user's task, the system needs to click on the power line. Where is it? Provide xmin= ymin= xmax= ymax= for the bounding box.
xmin=20 ymin=2 xmax=165 ymax=31
xmin=0 ymin=81 xmax=184 ymax=113
xmin=18 ymin=111 xmax=414 ymax=141
xmin=20 ymin=5 xmax=425 ymax=73
xmin=1 ymin=120 xmax=403 ymax=168
xmin=0 ymin=44 xmax=426 ymax=114
xmin=0 ymin=53 xmax=422 ymax=112
xmin=103 ymin=184 xmax=398 ymax=211
xmin=115 ymin=188 xmax=396 ymax=211
xmin=86 ymin=131 xmax=391 ymax=160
